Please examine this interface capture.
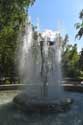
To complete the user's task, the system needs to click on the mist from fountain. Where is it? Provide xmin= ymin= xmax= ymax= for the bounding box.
xmin=20 ymin=22 xmax=33 ymax=84
xmin=13 ymin=21 xmax=73 ymax=112
xmin=18 ymin=20 xmax=64 ymax=100
xmin=19 ymin=21 xmax=43 ymax=96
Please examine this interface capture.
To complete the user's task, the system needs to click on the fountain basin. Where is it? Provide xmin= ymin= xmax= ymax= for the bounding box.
xmin=13 ymin=92 xmax=73 ymax=112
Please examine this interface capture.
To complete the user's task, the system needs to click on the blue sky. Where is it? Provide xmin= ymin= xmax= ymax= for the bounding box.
xmin=29 ymin=0 xmax=83 ymax=51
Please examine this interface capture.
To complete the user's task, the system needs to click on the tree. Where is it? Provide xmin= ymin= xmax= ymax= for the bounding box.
xmin=75 ymin=9 xmax=83 ymax=39
xmin=62 ymin=42 xmax=80 ymax=78
xmin=62 ymin=34 xmax=69 ymax=50
xmin=0 ymin=0 xmax=35 ymax=81
xmin=79 ymin=48 xmax=83 ymax=71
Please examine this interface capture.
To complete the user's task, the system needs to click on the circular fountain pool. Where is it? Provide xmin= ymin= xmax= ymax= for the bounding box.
xmin=0 ymin=91 xmax=83 ymax=125
xmin=13 ymin=92 xmax=73 ymax=112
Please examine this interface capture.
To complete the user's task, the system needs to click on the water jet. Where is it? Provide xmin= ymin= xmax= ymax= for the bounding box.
xmin=13 ymin=22 xmax=73 ymax=112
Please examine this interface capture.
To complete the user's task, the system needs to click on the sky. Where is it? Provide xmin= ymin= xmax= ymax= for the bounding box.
xmin=29 ymin=0 xmax=83 ymax=51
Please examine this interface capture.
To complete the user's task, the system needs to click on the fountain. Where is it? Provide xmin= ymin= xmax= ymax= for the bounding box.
xmin=13 ymin=20 xmax=73 ymax=112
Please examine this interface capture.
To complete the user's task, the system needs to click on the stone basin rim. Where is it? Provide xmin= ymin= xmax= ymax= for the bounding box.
xmin=13 ymin=93 xmax=73 ymax=112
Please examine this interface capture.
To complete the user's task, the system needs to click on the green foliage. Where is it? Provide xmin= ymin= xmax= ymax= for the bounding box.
xmin=0 ymin=0 xmax=35 ymax=79
xmin=79 ymin=48 xmax=83 ymax=71
xmin=75 ymin=9 xmax=83 ymax=39
xmin=62 ymin=42 xmax=80 ymax=78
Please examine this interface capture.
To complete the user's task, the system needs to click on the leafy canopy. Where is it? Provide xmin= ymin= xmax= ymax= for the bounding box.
xmin=0 ymin=0 xmax=35 ymax=77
